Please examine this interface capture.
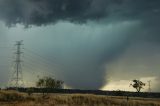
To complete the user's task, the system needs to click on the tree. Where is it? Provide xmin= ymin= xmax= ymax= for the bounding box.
xmin=36 ymin=76 xmax=64 ymax=89
xmin=36 ymin=78 xmax=45 ymax=88
xmin=130 ymin=80 xmax=145 ymax=92
xmin=56 ymin=80 xmax=64 ymax=89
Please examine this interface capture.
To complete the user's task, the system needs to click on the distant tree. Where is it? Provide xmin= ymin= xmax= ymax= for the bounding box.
xmin=130 ymin=80 xmax=145 ymax=92
xmin=55 ymin=80 xmax=64 ymax=89
xmin=36 ymin=76 xmax=64 ymax=89
xmin=36 ymin=76 xmax=64 ymax=97
xmin=36 ymin=78 xmax=45 ymax=88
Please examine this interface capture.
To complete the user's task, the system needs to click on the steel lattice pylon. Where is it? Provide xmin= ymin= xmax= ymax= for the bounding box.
xmin=10 ymin=40 xmax=24 ymax=88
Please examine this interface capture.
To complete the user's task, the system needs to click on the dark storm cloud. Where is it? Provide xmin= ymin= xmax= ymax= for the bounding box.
xmin=1 ymin=0 xmax=160 ymax=90
xmin=0 ymin=0 xmax=160 ymax=26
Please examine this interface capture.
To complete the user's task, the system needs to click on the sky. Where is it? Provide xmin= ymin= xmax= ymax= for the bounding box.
xmin=0 ymin=0 xmax=160 ymax=92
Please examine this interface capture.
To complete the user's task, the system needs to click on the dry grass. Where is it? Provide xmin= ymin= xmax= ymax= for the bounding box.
xmin=0 ymin=90 xmax=35 ymax=103
xmin=0 ymin=90 xmax=160 ymax=106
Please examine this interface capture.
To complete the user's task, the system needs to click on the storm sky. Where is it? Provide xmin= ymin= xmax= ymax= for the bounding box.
xmin=0 ymin=0 xmax=160 ymax=91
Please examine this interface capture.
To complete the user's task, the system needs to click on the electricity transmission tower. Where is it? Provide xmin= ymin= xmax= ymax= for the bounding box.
xmin=148 ymin=80 xmax=151 ymax=92
xmin=10 ymin=40 xmax=24 ymax=88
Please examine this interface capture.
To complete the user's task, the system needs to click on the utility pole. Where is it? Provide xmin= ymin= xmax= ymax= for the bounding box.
xmin=10 ymin=40 xmax=24 ymax=88
xmin=148 ymin=80 xmax=151 ymax=92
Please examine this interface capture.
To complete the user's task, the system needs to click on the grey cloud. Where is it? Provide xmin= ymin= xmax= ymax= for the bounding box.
xmin=0 ymin=0 xmax=160 ymax=26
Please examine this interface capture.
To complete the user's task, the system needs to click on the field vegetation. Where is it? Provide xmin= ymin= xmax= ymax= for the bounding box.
xmin=0 ymin=90 xmax=160 ymax=106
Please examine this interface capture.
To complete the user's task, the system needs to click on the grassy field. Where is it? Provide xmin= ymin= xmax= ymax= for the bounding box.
xmin=0 ymin=90 xmax=160 ymax=106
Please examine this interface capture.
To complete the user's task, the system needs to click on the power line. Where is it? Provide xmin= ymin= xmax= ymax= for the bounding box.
xmin=24 ymin=63 xmax=55 ymax=77
xmin=24 ymin=48 xmax=66 ymax=71
xmin=25 ymin=48 xmax=64 ymax=68
xmin=24 ymin=53 xmax=60 ymax=73
xmin=24 ymin=60 xmax=55 ymax=76
xmin=21 ymin=52 xmax=58 ymax=76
